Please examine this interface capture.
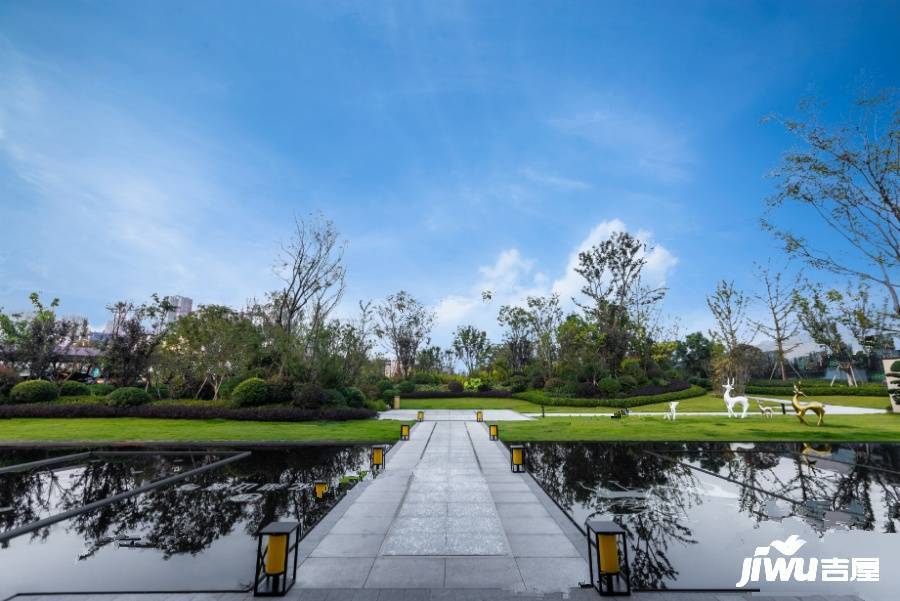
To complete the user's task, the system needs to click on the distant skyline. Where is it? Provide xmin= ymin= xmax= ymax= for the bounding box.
xmin=1 ymin=1 xmax=898 ymax=347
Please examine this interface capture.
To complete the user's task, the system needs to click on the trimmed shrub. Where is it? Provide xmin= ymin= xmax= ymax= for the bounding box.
xmin=105 ymin=387 xmax=151 ymax=407
xmin=0 ymin=402 xmax=375 ymax=421
xmin=218 ymin=376 xmax=244 ymax=400
xmin=9 ymin=380 xmax=58 ymax=404
xmin=618 ymin=375 xmax=638 ymax=391
xmin=596 ymin=377 xmax=622 ymax=396
xmin=377 ymin=379 xmax=394 ymax=393
xmin=345 ymin=387 xmax=366 ymax=408
xmin=364 ymin=398 xmax=388 ymax=412
xmin=323 ymin=388 xmax=347 ymax=406
xmin=744 ymin=383 xmax=886 ymax=396
xmin=575 ymin=381 xmax=600 ymax=398
xmin=476 ymin=380 xmax=492 ymax=392
xmin=508 ymin=375 xmax=529 ymax=394
xmin=60 ymin=380 xmax=91 ymax=397
xmin=530 ymin=374 xmax=545 ymax=390
xmin=293 ymin=382 xmax=328 ymax=409
xmin=413 ymin=372 xmax=440 ymax=385
xmin=398 ymin=389 xmax=512 ymax=399
xmin=447 ymin=380 xmax=464 ymax=394
xmin=0 ymin=367 xmax=22 ymax=398
xmin=88 ymin=383 xmax=115 ymax=396
xmin=381 ymin=388 xmax=400 ymax=403
xmin=397 ymin=380 xmax=416 ymax=393
xmin=688 ymin=377 xmax=712 ymax=390
xmin=232 ymin=378 xmax=272 ymax=407
xmin=513 ymin=384 xmax=706 ymax=408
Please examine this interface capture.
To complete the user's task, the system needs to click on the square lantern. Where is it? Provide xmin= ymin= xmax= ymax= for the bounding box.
xmin=510 ymin=444 xmax=525 ymax=472
xmin=314 ymin=480 xmax=329 ymax=500
xmin=586 ymin=520 xmax=631 ymax=596
xmin=371 ymin=444 xmax=388 ymax=470
xmin=476 ymin=410 xmax=484 ymax=422
xmin=253 ymin=521 xmax=300 ymax=597
xmin=416 ymin=410 xmax=425 ymax=422
xmin=400 ymin=423 xmax=410 ymax=440
xmin=489 ymin=424 xmax=499 ymax=441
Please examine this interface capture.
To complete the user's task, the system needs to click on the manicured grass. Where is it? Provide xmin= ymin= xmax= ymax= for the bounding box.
xmin=762 ymin=394 xmax=890 ymax=410
xmin=499 ymin=413 xmax=900 ymax=442
xmin=0 ymin=418 xmax=406 ymax=444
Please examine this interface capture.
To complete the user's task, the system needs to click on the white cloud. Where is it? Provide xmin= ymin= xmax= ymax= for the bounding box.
xmin=431 ymin=219 xmax=678 ymax=345
xmin=519 ymin=167 xmax=590 ymax=191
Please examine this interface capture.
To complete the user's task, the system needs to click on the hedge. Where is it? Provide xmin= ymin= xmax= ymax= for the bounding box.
xmin=745 ymin=384 xmax=886 ymax=397
xmin=8 ymin=380 xmax=58 ymax=404
xmin=105 ymin=387 xmax=152 ymax=407
xmin=232 ymin=378 xmax=272 ymax=407
xmin=60 ymin=381 xmax=91 ymax=397
xmin=399 ymin=390 xmax=513 ymax=399
xmin=0 ymin=403 xmax=376 ymax=421
xmin=88 ymin=383 xmax=116 ymax=396
xmin=513 ymin=385 xmax=707 ymax=408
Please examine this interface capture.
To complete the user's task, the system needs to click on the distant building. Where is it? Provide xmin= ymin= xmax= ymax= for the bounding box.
xmin=164 ymin=295 xmax=193 ymax=323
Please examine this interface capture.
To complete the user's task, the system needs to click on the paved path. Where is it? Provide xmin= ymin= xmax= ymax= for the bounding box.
xmin=295 ymin=420 xmax=585 ymax=592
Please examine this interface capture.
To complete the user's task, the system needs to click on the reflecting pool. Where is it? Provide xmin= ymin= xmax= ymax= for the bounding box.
xmin=0 ymin=447 xmax=371 ymax=598
xmin=525 ymin=442 xmax=900 ymax=601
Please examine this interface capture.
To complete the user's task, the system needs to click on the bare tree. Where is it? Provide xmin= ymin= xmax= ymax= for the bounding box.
xmin=750 ymin=262 xmax=803 ymax=380
xmin=762 ymin=91 xmax=900 ymax=317
xmin=374 ymin=291 xmax=434 ymax=379
xmin=707 ymin=280 xmax=757 ymax=389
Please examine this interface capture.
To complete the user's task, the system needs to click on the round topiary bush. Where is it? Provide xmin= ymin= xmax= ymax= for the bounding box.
xmin=381 ymin=387 xmax=400 ymax=403
xmin=596 ymin=377 xmax=622 ymax=396
xmin=324 ymin=388 xmax=347 ymax=406
xmin=9 ymin=379 xmax=58 ymax=404
xmin=60 ymin=380 xmax=91 ymax=397
xmin=0 ymin=366 xmax=22 ymax=399
xmin=377 ymin=379 xmax=394 ymax=393
xmin=344 ymin=387 xmax=366 ymax=408
xmin=88 ymin=383 xmax=115 ymax=396
xmin=447 ymin=380 xmax=464 ymax=394
xmin=397 ymin=380 xmax=416 ymax=393
xmin=105 ymin=386 xmax=151 ymax=407
xmin=232 ymin=377 xmax=272 ymax=407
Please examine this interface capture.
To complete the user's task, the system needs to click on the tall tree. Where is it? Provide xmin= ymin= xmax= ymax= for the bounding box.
xmin=793 ymin=284 xmax=856 ymax=386
xmin=103 ymin=295 xmax=173 ymax=387
xmin=575 ymin=231 xmax=665 ymax=374
xmin=497 ymin=305 xmax=533 ymax=374
xmin=525 ymin=295 xmax=563 ymax=378
xmin=0 ymin=293 xmax=87 ymax=380
xmin=762 ymin=91 xmax=900 ymax=317
xmin=452 ymin=325 xmax=490 ymax=375
xmin=673 ymin=332 xmax=715 ymax=379
xmin=750 ymin=262 xmax=803 ymax=380
xmin=374 ymin=291 xmax=434 ymax=379
xmin=706 ymin=280 xmax=757 ymax=389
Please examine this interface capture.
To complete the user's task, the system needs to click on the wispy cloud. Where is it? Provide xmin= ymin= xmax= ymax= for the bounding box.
xmin=519 ymin=167 xmax=591 ymax=191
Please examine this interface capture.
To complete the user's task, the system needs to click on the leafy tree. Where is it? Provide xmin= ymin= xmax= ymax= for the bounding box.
xmin=0 ymin=293 xmax=87 ymax=379
xmin=452 ymin=325 xmax=490 ymax=375
xmin=497 ymin=305 xmax=533 ymax=373
xmin=374 ymin=291 xmax=434 ymax=378
xmin=525 ymin=295 xmax=563 ymax=378
xmin=793 ymin=284 xmax=856 ymax=386
xmin=575 ymin=231 xmax=665 ymax=375
xmin=102 ymin=295 xmax=173 ymax=387
xmin=706 ymin=281 xmax=756 ymax=389
xmin=416 ymin=345 xmax=454 ymax=374
xmin=163 ymin=305 xmax=260 ymax=399
xmin=762 ymin=91 xmax=899 ymax=318
xmin=673 ymin=332 xmax=715 ymax=379
xmin=556 ymin=313 xmax=605 ymax=383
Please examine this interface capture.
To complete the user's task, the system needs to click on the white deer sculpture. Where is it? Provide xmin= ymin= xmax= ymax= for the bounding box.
xmin=722 ymin=378 xmax=749 ymax=418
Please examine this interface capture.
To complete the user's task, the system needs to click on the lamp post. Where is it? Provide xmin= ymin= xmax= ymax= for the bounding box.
xmin=476 ymin=410 xmax=483 ymax=422
xmin=510 ymin=444 xmax=525 ymax=472
xmin=371 ymin=444 xmax=387 ymax=471
xmin=416 ymin=410 xmax=425 ymax=422
xmin=586 ymin=520 xmax=631 ymax=596
xmin=253 ymin=521 xmax=300 ymax=597
xmin=488 ymin=424 xmax=499 ymax=441
xmin=400 ymin=423 xmax=410 ymax=440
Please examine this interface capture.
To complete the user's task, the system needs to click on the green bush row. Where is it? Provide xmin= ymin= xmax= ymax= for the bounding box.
xmin=512 ymin=385 xmax=707 ymax=408
xmin=745 ymin=384 xmax=886 ymax=396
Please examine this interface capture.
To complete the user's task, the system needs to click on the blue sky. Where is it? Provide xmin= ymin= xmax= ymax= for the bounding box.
xmin=1 ymin=1 xmax=898 ymax=345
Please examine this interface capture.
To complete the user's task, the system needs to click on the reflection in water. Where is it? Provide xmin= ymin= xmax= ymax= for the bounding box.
xmin=0 ymin=447 xmax=371 ymax=596
xmin=526 ymin=442 xmax=900 ymax=593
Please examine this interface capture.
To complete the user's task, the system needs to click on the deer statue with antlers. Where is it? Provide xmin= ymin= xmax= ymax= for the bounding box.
xmin=721 ymin=377 xmax=749 ymax=418
xmin=791 ymin=382 xmax=825 ymax=426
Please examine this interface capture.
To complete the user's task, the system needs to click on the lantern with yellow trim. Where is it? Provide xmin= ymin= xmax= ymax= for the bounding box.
xmin=586 ymin=520 xmax=631 ymax=596
xmin=510 ymin=444 xmax=525 ymax=473
xmin=400 ymin=423 xmax=410 ymax=440
xmin=314 ymin=480 xmax=329 ymax=500
xmin=371 ymin=444 xmax=387 ymax=470
xmin=253 ymin=521 xmax=300 ymax=596
xmin=489 ymin=424 xmax=499 ymax=441
xmin=476 ymin=410 xmax=483 ymax=422
xmin=416 ymin=410 xmax=425 ymax=422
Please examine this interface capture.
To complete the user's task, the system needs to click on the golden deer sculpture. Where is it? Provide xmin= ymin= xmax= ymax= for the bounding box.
xmin=791 ymin=382 xmax=825 ymax=426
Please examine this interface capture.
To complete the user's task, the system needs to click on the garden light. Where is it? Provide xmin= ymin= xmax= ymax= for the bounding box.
xmin=476 ymin=410 xmax=483 ymax=422
xmin=253 ymin=521 xmax=300 ymax=596
xmin=314 ymin=481 xmax=328 ymax=500
xmin=417 ymin=410 xmax=424 ymax=422
xmin=371 ymin=445 xmax=387 ymax=470
xmin=489 ymin=424 xmax=499 ymax=440
xmin=586 ymin=520 xmax=630 ymax=596
xmin=400 ymin=423 xmax=410 ymax=440
xmin=510 ymin=444 xmax=525 ymax=472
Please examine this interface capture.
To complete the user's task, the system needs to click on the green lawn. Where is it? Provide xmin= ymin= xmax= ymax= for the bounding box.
xmin=0 ymin=418 xmax=406 ymax=444
xmin=499 ymin=414 xmax=900 ymax=442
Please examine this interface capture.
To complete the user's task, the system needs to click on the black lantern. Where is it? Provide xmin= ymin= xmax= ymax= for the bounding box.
xmin=510 ymin=444 xmax=525 ymax=472
xmin=586 ymin=520 xmax=630 ymax=596
xmin=253 ymin=521 xmax=300 ymax=596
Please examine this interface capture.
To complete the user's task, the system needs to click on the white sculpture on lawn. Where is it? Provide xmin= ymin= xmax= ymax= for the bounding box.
xmin=722 ymin=378 xmax=749 ymax=418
